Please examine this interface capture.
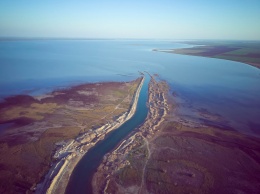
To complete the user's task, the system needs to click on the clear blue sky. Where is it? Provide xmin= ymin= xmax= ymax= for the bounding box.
xmin=0 ymin=0 xmax=260 ymax=40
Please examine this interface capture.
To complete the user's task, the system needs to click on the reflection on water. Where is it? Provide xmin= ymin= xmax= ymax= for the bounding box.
xmin=0 ymin=40 xmax=259 ymax=136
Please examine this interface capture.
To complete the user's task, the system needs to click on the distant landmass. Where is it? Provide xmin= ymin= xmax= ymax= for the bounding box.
xmin=155 ymin=40 xmax=260 ymax=68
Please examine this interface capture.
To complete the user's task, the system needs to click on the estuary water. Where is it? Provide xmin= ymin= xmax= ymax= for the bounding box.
xmin=0 ymin=39 xmax=259 ymax=135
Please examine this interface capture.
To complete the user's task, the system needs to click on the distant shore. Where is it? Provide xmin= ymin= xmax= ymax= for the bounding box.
xmin=153 ymin=41 xmax=260 ymax=69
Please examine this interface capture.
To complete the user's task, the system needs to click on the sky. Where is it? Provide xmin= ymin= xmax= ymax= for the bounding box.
xmin=0 ymin=0 xmax=260 ymax=40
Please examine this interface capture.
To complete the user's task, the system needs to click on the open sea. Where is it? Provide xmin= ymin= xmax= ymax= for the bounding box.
xmin=0 ymin=39 xmax=260 ymax=136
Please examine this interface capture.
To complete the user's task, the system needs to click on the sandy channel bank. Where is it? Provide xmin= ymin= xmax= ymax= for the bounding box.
xmin=35 ymin=77 xmax=144 ymax=194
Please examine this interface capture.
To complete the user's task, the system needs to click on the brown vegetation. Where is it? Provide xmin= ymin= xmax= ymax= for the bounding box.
xmin=0 ymin=78 xmax=142 ymax=194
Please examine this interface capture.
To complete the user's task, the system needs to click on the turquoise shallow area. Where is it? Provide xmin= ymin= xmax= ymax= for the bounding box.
xmin=0 ymin=40 xmax=259 ymax=135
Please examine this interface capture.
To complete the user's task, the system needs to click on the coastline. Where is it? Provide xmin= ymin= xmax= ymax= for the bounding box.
xmin=36 ymin=77 xmax=145 ymax=194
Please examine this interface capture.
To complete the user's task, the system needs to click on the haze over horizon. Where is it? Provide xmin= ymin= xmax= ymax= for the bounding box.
xmin=0 ymin=0 xmax=260 ymax=40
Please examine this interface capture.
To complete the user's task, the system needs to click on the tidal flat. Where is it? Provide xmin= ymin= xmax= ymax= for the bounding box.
xmin=0 ymin=77 xmax=142 ymax=194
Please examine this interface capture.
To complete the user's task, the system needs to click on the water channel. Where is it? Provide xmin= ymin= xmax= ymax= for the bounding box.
xmin=65 ymin=76 xmax=150 ymax=194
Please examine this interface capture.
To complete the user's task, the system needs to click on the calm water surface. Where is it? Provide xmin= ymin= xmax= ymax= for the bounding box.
xmin=0 ymin=40 xmax=259 ymax=135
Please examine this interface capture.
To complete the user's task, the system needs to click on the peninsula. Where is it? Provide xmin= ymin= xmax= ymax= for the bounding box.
xmin=154 ymin=40 xmax=260 ymax=69
xmin=0 ymin=77 xmax=143 ymax=194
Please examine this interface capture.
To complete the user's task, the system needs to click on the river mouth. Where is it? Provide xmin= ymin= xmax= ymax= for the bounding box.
xmin=65 ymin=76 xmax=150 ymax=194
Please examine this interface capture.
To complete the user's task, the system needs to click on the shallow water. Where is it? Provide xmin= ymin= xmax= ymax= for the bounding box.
xmin=0 ymin=39 xmax=259 ymax=135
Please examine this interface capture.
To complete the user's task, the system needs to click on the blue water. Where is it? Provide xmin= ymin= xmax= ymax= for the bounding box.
xmin=0 ymin=39 xmax=260 ymax=135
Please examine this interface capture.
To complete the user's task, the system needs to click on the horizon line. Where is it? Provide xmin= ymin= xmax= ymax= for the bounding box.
xmin=0 ymin=37 xmax=260 ymax=42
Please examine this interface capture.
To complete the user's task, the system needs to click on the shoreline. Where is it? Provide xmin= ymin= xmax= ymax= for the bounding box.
xmin=35 ymin=77 xmax=145 ymax=194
